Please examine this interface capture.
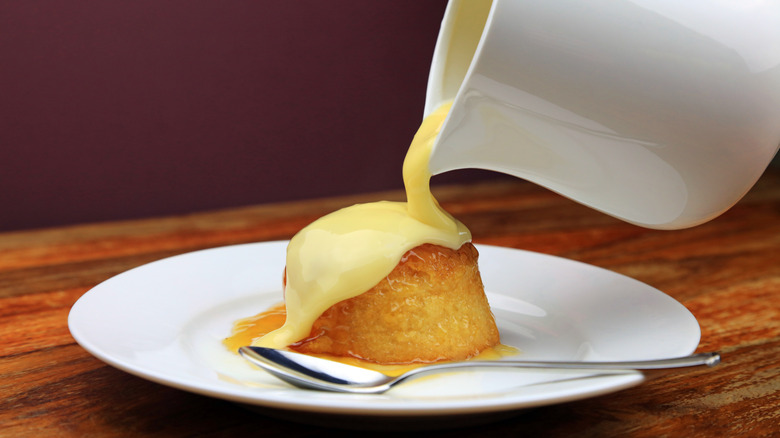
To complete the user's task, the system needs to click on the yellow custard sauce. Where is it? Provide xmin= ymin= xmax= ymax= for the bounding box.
xmin=225 ymin=102 xmax=506 ymax=364
xmin=253 ymin=103 xmax=471 ymax=350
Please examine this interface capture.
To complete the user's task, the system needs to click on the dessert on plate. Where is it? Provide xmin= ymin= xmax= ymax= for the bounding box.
xmin=226 ymin=103 xmax=500 ymax=364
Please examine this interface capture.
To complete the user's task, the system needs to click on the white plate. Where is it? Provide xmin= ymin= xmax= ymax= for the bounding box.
xmin=68 ymin=241 xmax=700 ymax=419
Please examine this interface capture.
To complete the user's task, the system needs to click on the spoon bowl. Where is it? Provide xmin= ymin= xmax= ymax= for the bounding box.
xmin=239 ymin=346 xmax=720 ymax=394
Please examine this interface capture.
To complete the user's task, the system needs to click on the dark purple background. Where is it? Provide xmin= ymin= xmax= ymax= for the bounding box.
xmin=1 ymin=1 xmax=501 ymax=232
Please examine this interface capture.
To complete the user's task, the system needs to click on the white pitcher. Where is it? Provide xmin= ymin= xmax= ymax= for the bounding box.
xmin=425 ymin=0 xmax=780 ymax=229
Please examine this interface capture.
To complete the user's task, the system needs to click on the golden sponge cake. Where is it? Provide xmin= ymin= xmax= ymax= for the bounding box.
xmin=289 ymin=242 xmax=499 ymax=364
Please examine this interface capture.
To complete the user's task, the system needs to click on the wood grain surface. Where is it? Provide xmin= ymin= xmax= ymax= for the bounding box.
xmin=1 ymin=170 xmax=778 ymax=437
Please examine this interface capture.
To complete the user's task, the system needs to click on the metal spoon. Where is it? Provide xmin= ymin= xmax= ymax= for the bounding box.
xmin=239 ymin=346 xmax=720 ymax=394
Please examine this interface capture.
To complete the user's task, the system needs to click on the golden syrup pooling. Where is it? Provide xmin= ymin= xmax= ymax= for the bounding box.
xmin=224 ymin=304 xmax=517 ymax=374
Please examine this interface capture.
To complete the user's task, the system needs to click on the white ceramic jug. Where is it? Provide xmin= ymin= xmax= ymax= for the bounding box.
xmin=426 ymin=0 xmax=780 ymax=229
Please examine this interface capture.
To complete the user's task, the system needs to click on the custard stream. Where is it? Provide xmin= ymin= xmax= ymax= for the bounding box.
xmin=224 ymin=103 xmax=512 ymax=368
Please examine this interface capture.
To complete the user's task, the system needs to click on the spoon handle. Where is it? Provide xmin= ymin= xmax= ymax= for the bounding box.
xmin=400 ymin=352 xmax=721 ymax=380
xmin=500 ymin=352 xmax=720 ymax=370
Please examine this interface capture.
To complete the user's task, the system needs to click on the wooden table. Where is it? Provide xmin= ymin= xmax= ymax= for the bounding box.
xmin=2 ymin=169 xmax=778 ymax=437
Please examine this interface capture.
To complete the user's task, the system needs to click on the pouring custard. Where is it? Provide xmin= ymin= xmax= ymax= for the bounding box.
xmin=225 ymin=103 xmax=500 ymax=364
